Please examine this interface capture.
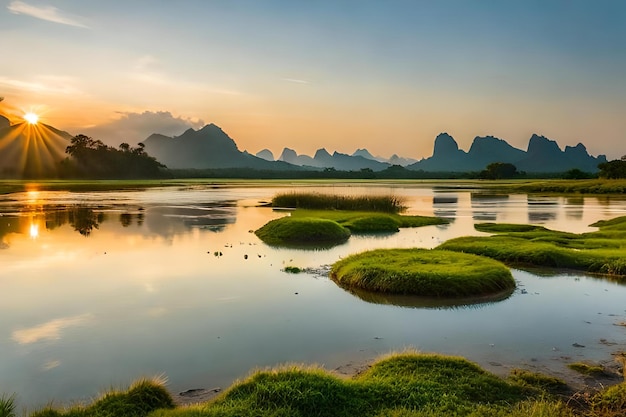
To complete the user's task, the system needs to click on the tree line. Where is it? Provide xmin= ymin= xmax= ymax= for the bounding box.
xmin=60 ymin=134 xmax=167 ymax=178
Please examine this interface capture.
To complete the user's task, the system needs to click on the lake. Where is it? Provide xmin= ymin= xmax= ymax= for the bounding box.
xmin=1 ymin=182 xmax=625 ymax=409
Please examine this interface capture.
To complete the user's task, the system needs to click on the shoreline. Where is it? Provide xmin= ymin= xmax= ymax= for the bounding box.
xmin=172 ymin=347 xmax=625 ymax=406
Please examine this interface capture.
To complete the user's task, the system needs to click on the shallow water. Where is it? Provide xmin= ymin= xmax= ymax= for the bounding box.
xmin=1 ymin=183 xmax=625 ymax=409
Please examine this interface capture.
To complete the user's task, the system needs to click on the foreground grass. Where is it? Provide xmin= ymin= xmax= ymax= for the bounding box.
xmin=151 ymin=353 xmax=538 ymax=417
xmin=331 ymin=248 xmax=515 ymax=297
xmin=437 ymin=216 xmax=626 ymax=277
xmin=20 ymin=353 xmax=626 ymax=417
xmin=30 ymin=378 xmax=174 ymax=417
xmin=0 ymin=393 xmax=16 ymax=417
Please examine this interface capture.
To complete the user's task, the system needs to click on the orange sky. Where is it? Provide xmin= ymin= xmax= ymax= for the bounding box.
xmin=1 ymin=1 xmax=625 ymax=160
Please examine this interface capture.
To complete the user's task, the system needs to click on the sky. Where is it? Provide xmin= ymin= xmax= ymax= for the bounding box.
xmin=1 ymin=0 xmax=625 ymax=160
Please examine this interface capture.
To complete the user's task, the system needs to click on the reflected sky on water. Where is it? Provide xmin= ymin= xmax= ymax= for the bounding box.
xmin=1 ymin=183 xmax=626 ymax=409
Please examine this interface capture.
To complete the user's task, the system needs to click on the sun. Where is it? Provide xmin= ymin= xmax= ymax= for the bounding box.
xmin=24 ymin=112 xmax=39 ymax=125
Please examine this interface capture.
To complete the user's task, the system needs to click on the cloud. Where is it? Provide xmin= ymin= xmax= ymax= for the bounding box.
xmin=12 ymin=313 xmax=94 ymax=344
xmin=8 ymin=1 xmax=89 ymax=28
xmin=0 ymin=75 xmax=83 ymax=95
xmin=282 ymin=78 xmax=310 ymax=84
xmin=42 ymin=360 xmax=61 ymax=371
xmin=78 ymin=111 xmax=206 ymax=147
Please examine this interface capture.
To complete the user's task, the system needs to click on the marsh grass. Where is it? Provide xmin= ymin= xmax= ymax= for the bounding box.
xmin=151 ymin=352 xmax=538 ymax=417
xmin=11 ymin=355 xmax=626 ymax=417
xmin=30 ymin=377 xmax=174 ymax=417
xmin=330 ymin=248 xmax=515 ymax=297
xmin=509 ymin=369 xmax=569 ymax=394
xmin=439 ymin=216 xmax=626 ymax=277
xmin=283 ymin=266 xmax=302 ymax=273
xmin=0 ymin=394 xmax=16 ymax=417
xmin=290 ymin=209 xmax=447 ymax=233
xmin=502 ymin=179 xmax=626 ymax=195
xmin=567 ymin=363 xmax=607 ymax=377
xmin=255 ymin=208 xmax=446 ymax=246
xmin=271 ymin=192 xmax=406 ymax=213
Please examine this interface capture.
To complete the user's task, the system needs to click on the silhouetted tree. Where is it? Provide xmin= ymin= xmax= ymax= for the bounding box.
xmin=563 ymin=168 xmax=594 ymax=180
xmin=62 ymin=135 xmax=166 ymax=178
xmin=598 ymin=159 xmax=626 ymax=179
xmin=480 ymin=162 xmax=518 ymax=180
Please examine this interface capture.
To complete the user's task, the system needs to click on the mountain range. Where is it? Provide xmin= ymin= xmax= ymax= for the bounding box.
xmin=0 ymin=115 xmax=609 ymax=176
xmin=407 ymin=133 xmax=606 ymax=173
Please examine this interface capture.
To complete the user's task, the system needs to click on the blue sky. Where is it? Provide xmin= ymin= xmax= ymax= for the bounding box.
xmin=1 ymin=0 xmax=624 ymax=159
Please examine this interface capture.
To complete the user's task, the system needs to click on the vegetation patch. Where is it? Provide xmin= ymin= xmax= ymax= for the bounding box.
xmin=290 ymin=209 xmax=447 ymax=233
xmin=271 ymin=192 xmax=406 ymax=213
xmin=438 ymin=216 xmax=626 ymax=277
xmin=509 ymin=369 xmax=569 ymax=394
xmin=0 ymin=393 xmax=16 ymax=417
xmin=150 ymin=353 xmax=536 ymax=417
xmin=330 ymin=248 xmax=515 ymax=297
xmin=12 ymin=354 xmax=626 ymax=416
xmin=30 ymin=378 xmax=173 ymax=417
xmin=255 ymin=216 xmax=350 ymax=246
xmin=589 ymin=382 xmax=626 ymax=415
xmin=567 ymin=362 xmax=607 ymax=377
xmin=488 ymin=179 xmax=626 ymax=194
xmin=283 ymin=266 xmax=302 ymax=273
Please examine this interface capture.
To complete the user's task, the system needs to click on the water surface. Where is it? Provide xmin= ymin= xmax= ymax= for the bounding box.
xmin=1 ymin=183 xmax=625 ymax=408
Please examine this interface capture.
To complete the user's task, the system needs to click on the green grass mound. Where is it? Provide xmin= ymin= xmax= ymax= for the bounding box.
xmin=150 ymin=353 xmax=537 ymax=417
xmin=290 ymin=209 xmax=447 ymax=233
xmin=330 ymin=248 xmax=515 ymax=297
xmin=30 ymin=378 xmax=174 ymax=417
xmin=439 ymin=216 xmax=626 ymax=276
xmin=255 ymin=216 xmax=350 ymax=246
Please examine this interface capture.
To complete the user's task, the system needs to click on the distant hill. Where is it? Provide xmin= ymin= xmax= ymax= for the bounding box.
xmin=0 ymin=120 xmax=72 ymax=177
xmin=255 ymin=149 xmax=275 ymax=161
xmin=141 ymin=124 xmax=299 ymax=170
xmin=407 ymin=133 xmax=606 ymax=173
xmin=278 ymin=147 xmax=391 ymax=171
xmin=352 ymin=148 xmax=417 ymax=166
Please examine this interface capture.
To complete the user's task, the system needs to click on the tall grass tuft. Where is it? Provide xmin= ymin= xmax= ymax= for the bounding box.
xmin=30 ymin=376 xmax=174 ymax=417
xmin=272 ymin=192 xmax=406 ymax=213
xmin=0 ymin=394 xmax=16 ymax=417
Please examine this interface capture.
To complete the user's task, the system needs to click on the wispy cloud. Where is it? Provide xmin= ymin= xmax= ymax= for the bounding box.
xmin=0 ymin=75 xmax=83 ymax=95
xmin=8 ymin=1 xmax=89 ymax=28
xmin=282 ymin=78 xmax=310 ymax=85
xmin=12 ymin=313 xmax=94 ymax=344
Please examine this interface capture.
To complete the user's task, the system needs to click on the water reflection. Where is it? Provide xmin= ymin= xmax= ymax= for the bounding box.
xmin=340 ymin=286 xmax=515 ymax=309
xmin=145 ymin=202 xmax=237 ymax=236
xmin=432 ymin=193 xmax=458 ymax=218
xmin=565 ymin=197 xmax=584 ymax=220
xmin=0 ymin=201 xmax=238 ymax=241
xmin=527 ymin=197 xmax=559 ymax=223
xmin=70 ymin=207 xmax=104 ymax=236
xmin=471 ymin=193 xmax=509 ymax=222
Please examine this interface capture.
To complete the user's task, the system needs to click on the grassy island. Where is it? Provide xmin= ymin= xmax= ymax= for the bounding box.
xmin=330 ymin=248 xmax=515 ymax=297
xmin=255 ymin=216 xmax=351 ymax=246
xmin=256 ymin=193 xmax=447 ymax=245
xmin=438 ymin=216 xmax=626 ymax=277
